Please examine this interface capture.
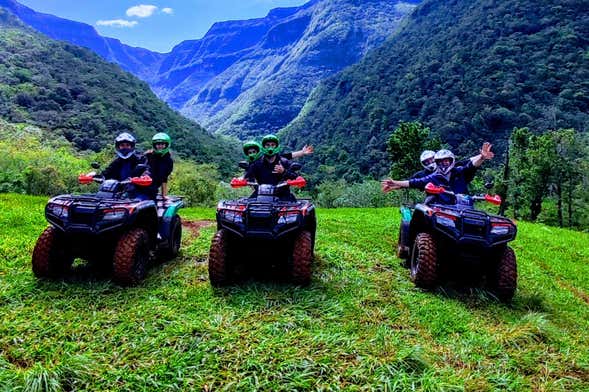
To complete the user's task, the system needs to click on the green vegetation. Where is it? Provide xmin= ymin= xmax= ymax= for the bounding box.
xmin=0 ymin=119 xmax=239 ymax=206
xmin=499 ymin=128 xmax=589 ymax=229
xmin=281 ymin=0 xmax=588 ymax=184
xmin=381 ymin=121 xmax=589 ymax=229
xmin=0 ymin=8 xmax=239 ymax=174
xmin=1 ymin=194 xmax=588 ymax=390
xmin=386 ymin=121 xmax=442 ymax=179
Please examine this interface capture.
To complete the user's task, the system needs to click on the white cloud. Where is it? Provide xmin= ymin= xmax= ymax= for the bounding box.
xmin=161 ymin=7 xmax=173 ymax=15
xmin=126 ymin=4 xmax=158 ymax=18
xmin=96 ymin=19 xmax=138 ymax=28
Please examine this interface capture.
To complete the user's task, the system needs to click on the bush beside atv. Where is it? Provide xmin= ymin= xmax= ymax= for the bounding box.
xmin=208 ymin=171 xmax=316 ymax=287
xmin=398 ymin=183 xmax=518 ymax=302
xmin=32 ymin=166 xmax=183 ymax=286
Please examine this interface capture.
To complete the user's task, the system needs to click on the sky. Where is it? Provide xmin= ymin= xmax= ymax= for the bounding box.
xmin=17 ymin=0 xmax=309 ymax=53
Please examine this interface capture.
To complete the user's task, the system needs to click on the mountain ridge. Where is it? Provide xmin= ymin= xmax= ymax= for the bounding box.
xmin=0 ymin=0 xmax=164 ymax=79
xmin=173 ymin=0 xmax=420 ymax=138
xmin=0 ymin=6 xmax=238 ymax=174
xmin=1 ymin=0 xmax=420 ymax=140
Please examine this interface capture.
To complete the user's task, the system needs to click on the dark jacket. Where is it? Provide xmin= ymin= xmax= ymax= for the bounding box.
xmin=101 ymin=152 xmax=149 ymax=181
xmin=146 ymin=151 xmax=173 ymax=189
xmin=409 ymin=158 xmax=473 ymax=190
xmin=101 ymin=152 xmax=152 ymax=199
xmin=245 ymin=156 xmax=298 ymax=200
xmin=410 ymin=168 xmax=435 ymax=181
xmin=245 ymin=156 xmax=298 ymax=185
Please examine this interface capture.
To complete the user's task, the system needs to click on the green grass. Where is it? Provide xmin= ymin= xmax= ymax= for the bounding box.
xmin=1 ymin=193 xmax=588 ymax=391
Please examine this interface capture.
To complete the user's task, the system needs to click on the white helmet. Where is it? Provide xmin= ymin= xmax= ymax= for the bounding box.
xmin=434 ymin=149 xmax=455 ymax=175
xmin=420 ymin=150 xmax=436 ymax=171
xmin=114 ymin=132 xmax=136 ymax=159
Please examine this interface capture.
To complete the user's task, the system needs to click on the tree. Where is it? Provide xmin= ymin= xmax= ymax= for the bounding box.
xmin=386 ymin=121 xmax=441 ymax=179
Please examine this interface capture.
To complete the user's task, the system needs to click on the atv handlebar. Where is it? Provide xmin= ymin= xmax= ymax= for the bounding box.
xmin=78 ymin=174 xmax=153 ymax=187
xmin=230 ymin=176 xmax=306 ymax=189
xmin=424 ymin=182 xmax=501 ymax=206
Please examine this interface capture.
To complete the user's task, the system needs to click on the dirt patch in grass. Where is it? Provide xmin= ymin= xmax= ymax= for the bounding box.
xmin=183 ymin=219 xmax=214 ymax=238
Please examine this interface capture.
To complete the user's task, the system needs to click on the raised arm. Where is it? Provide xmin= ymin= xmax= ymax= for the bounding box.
xmin=470 ymin=142 xmax=494 ymax=167
xmin=290 ymin=145 xmax=314 ymax=159
xmin=381 ymin=179 xmax=410 ymax=193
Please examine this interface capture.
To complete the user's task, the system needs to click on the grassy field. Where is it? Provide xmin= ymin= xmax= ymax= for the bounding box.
xmin=1 ymin=193 xmax=588 ymax=391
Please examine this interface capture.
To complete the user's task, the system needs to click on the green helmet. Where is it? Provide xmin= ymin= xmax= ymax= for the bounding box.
xmin=261 ymin=134 xmax=281 ymax=156
xmin=243 ymin=140 xmax=262 ymax=162
xmin=152 ymin=132 xmax=171 ymax=155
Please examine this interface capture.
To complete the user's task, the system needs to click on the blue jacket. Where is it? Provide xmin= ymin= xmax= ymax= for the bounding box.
xmin=409 ymin=160 xmax=478 ymax=195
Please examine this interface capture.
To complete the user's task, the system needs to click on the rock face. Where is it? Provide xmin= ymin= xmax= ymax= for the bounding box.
xmin=0 ymin=0 xmax=164 ymax=79
xmin=165 ymin=0 xmax=420 ymax=138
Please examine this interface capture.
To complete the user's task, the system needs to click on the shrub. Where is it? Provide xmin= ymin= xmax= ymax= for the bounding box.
xmin=168 ymin=161 xmax=220 ymax=207
xmin=316 ymin=179 xmax=401 ymax=208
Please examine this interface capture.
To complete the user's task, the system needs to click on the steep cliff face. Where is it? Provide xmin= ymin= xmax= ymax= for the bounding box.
xmin=0 ymin=0 xmax=164 ymax=79
xmin=3 ymin=0 xmax=420 ymax=139
xmin=168 ymin=0 xmax=420 ymax=138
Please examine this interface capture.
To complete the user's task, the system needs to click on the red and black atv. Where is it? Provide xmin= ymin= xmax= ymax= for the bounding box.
xmin=208 ymin=174 xmax=316 ymax=287
xmin=32 ymin=168 xmax=183 ymax=286
xmin=398 ymin=183 xmax=518 ymax=302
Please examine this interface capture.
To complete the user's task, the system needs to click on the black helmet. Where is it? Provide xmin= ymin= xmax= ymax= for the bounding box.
xmin=114 ymin=132 xmax=136 ymax=159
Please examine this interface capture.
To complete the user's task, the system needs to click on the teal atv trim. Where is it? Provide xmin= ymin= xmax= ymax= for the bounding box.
xmin=397 ymin=205 xmax=414 ymax=261
xmin=156 ymin=195 xmax=184 ymax=260
xmin=400 ymin=205 xmax=413 ymax=222
xmin=164 ymin=201 xmax=183 ymax=218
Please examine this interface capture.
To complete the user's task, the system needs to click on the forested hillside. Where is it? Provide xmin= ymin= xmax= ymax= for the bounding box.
xmin=281 ymin=0 xmax=589 ymax=183
xmin=0 ymin=8 xmax=239 ymax=172
xmin=2 ymin=0 xmax=420 ymax=139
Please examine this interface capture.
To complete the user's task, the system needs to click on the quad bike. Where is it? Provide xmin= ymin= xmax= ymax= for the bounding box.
xmin=32 ymin=169 xmax=183 ymax=286
xmin=398 ymin=183 xmax=518 ymax=302
xmin=208 ymin=173 xmax=316 ymax=287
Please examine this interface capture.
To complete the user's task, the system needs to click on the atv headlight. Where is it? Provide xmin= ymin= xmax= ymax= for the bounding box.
xmin=277 ymin=210 xmax=299 ymax=224
xmin=435 ymin=213 xmax=456 ymax=229
xmin=102 ymin=208 xmax=127 ymax=221
xmin=47 ymin=203 xmax=69 ymax=218
xmin=220 ymin=210 xmax=243 ymax=223
xmin=491 ymin=223 xmax=512 ymax=235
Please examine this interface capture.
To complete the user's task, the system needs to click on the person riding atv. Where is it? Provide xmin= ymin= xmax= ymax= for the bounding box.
xmin=91 ymin=132 xmax=153 ymax=200
xmin=145 ymin=132 xmax=174 ymax=198
xmin=381 ymin=142 xmax=494 ymax=195
xmin=241 ymin=135 xmax=314 ymax=166
xmin=244 ymin=134 xmax=299 ymax=201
